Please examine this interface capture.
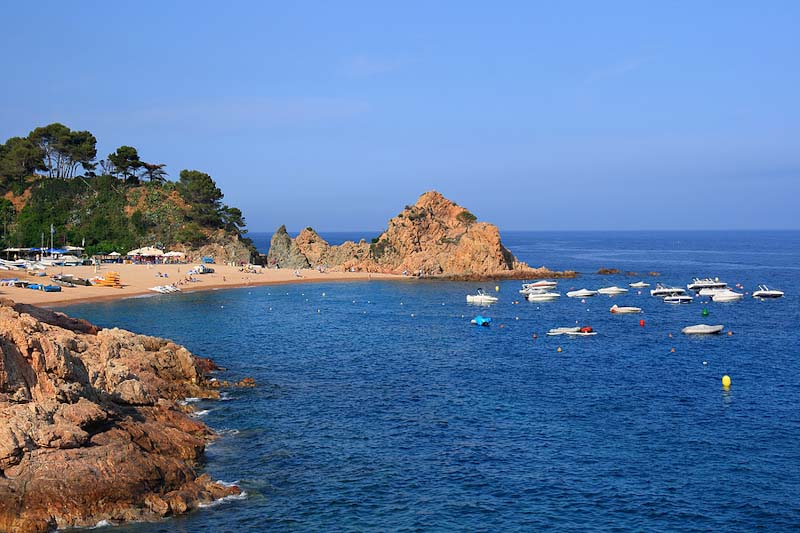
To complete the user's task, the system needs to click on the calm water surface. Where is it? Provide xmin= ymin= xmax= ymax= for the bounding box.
xmin=64 ymin=231 xmax=800 ymax=531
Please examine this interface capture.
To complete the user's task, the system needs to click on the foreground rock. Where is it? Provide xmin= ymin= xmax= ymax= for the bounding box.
xmin=267 ymin=191 xmax=576 ymax=279
xmin=0 ymin=299 xmax=241 ymax=532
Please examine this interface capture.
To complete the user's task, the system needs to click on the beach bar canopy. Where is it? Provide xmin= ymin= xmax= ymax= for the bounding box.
xmin=163 ymin=251 xmax=186 ymax=257
xmin=108 ymin=251 xmax=121 ymax=256
xmin=127 ymin=246 xmax=164 ymax=256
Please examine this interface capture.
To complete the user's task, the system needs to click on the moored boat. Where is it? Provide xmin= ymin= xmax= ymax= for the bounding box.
xmin=681 ymin=324 xmax=724 ymax=335
xmin=466 ymin=288 xmax=498 ymax=304
xmin=711 ymin=289 xmax=743 ymax=302
xmin=526 ymin=291 xmax=560 ymax=302
xmin=664 ymin=294 xmax=693 ymax=304
xmin=752 ymin=285 xmax=784 ymax=299
xmin=629 ymin=281 xmax=650 ymax=288
xmin=546 ymin=327 xmax=581 ymax=336
xmin=651 ymin=284 xmax=686 ymax=297
xmin=598 ymin=286 xmax=628 ymax=295
xmin=610 ymin=304 xmax=642 ymax=314
xmin=566 ymin=288 xmax=598 ymax=298
xmin=687 ymin=277 xmax=727 ymax=291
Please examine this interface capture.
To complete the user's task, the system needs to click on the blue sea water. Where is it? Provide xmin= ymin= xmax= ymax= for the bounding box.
xmin=62 ymin=231 xmax=800 ymax=531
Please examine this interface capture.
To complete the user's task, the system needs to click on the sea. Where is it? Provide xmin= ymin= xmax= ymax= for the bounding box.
xmin=61 ymin=231 xmax=800 ymax=532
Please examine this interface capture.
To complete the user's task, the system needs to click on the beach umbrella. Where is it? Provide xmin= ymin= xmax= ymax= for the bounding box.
xmin=108 ymin=251 xmax=121 ymax=256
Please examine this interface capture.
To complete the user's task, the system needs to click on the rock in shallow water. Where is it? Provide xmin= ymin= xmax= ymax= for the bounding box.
xmin=0 ymin=300 xmax=241 ymax=533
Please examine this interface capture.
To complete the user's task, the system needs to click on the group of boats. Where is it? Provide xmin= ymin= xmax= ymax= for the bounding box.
xmin=466 ymin=275 xmax=786 ymax=336
xmin=648 ymin=277 xmax=784 ymax=304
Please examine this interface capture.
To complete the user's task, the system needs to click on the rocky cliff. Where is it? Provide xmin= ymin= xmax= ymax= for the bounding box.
xmin=0 ymin=300 xmax=241 ymax=532
xmin=266 ymin=191 xmax=575 ymax=279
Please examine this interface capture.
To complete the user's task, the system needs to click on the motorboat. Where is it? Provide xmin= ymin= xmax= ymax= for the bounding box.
xmin=681 ymin=324 xmax=724 ymax=335
xmin=629 ymin=281 xmax=650 ymax=288
xmin=519 ymin=280 xmax=558 ymax=294
xmin=597 ymin=286 xmax=628 ymax=295
xmin=711 ymin=289 xmax=743 ymax=302
xmin=466 ymin=288 xmax=498 ymax=304
xmin=687 ymin=278 xmax=727 ymax=291
xmin=471 ymin=315 xmax=491 ymax=326
xmin=610 ymin=304 xmax=642 ymax=314
xmin=566 ymin=288 xmax=598 ymax=298
xmin=546 ymin=327 xmax=581 ymax=336
xmin=752 ymin=285 xmax=784 ymax=299
xmin=698 ymin=287 xmax=728 ymax=297
xmin=651 ymin=284 xmax=686 ymax=297
xmin=526 ymin=292 xmax=561 ymax=302
xmin=664 ymin=294 xmax=693 ymax=304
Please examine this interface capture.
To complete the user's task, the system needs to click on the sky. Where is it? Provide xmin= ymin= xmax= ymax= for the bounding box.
xmin=1 ymin=1 xmax=799 ymax=231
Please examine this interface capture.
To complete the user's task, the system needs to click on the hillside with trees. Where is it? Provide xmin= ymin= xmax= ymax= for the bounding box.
xmin=0 ymin=123 xmax=254 ymax=258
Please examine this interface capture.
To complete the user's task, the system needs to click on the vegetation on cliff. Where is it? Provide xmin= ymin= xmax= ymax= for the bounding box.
xmin=0 ymin=123 xmax=254 ymax=256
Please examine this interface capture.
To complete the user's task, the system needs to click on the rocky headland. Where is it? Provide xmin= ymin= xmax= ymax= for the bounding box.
xmin=0 ymin=299 xmax=242 ymax=532
xmin=267 ymin=191 xmax=576 ymax=280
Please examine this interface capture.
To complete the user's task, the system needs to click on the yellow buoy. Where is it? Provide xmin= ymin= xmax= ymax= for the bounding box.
xmin=722 ymin=375 xmax=731 ymax=387
xmin=495 ymin=285 xmax=500 ymax=292
xmin=557 ymin=346 xmax=562 ymax=353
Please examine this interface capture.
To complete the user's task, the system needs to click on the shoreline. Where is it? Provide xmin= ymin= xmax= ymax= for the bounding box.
xmin=1 ymin=263 xmax=405 ymax=307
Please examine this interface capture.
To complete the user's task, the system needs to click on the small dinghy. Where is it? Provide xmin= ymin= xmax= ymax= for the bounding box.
xmin=470 ymin=315 xmax=492 ymax=327
xmin=711 ymin=289 xmax=743 ymax=303
xmin=566 ymin=289 xmax=598 ymax=298
xmin=610 ymin=304 xmax=641 ymax=314
xmin=566 ymin=326 xmax=597 ymax=336
xmin=629 ymin=281 xmax=650 ymax=288
xmin=752 ymin=285 xmax=784 ymax=299
xmin=527 ymin=292 xmax=560 ymax=302
xmin=681 ymin=324 xmax=724 ymax=335
xmin=466 ymin=288 xmax=498 ymax=304
xmin=598 ymin=286 xmax=628 ymax=295
xmin=546 ymin=327 xmax=581 ymax=336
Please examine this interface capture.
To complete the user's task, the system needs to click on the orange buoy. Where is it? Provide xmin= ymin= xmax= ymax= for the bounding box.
xmin=670 ymin=347 xmax=676 ymax=353
xmin=532 ymin=333 xmax=538 ymax=339
xmin=639 ymin=319 xmax=645 ymax=327
xmin=557 ymin=346 xmax=562 ymax=353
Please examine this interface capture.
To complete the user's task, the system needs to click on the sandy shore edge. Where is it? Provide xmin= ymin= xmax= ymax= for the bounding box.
xmin=1 ymin=263 xmax=405 ymax=307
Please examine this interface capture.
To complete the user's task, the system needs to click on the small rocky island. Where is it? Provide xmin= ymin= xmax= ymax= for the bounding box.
xmin=0 ymin=300 xmax=240 ymax=532
xmin=267 ymin=191 xmax=576 ymax=279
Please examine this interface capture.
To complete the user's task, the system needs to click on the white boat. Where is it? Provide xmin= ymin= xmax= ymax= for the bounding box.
xmin=629 ymin=281 xmax=650 ymax=288
xmin=687 ymin=277 xmax=727 ymax=291
xmin=711 ymin=289 xmax=743 ymax=302
xmin=681 ymin=324 xmax=724 ymax=335
xmin=565 ymin=330 xmax=598 ymax=336
xmin=698 ymin=287 xmax=728 ymax=297
xmin=752 ymin=285 xmax=784 ymax=299
xmin=519 ymin=280 xmax=558 ymax=294
xmin=651 ymin=284 xmax=686 ymax=297
xmin=597 ymin=286 xmax=628 ymax=295
xmin=664 ymin=294 xmax=693 ymax=304
xmin=610 ymin=304 xmax=642 ymax=314
xmin=526 ymin=292 xmax=561 ymax=302
xmin=466 ymin=288 xmax=498 ymax=304
xmin=546 ymin=327 xmax=581 ymax=336
xmin=566 ymin=288 xmax=598 ymax=298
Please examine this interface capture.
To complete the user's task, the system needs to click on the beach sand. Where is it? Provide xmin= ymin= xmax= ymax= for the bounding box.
xmin=2 ymin=263 xmax=402 ymax=307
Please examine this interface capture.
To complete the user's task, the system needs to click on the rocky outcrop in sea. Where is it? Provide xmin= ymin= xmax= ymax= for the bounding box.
xmin=267 ymin=191 xmax=576 ymax=279
xmin=0 ymin=300 xmax=241 ymax=532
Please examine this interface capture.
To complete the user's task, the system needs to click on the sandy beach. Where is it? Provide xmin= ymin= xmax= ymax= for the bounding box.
xmin=1 ymin=263 xmax=402 ymax=307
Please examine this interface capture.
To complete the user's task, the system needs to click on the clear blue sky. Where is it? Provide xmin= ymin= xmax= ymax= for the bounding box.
xmin=2 ymin=1 xmax=798 ymax=231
